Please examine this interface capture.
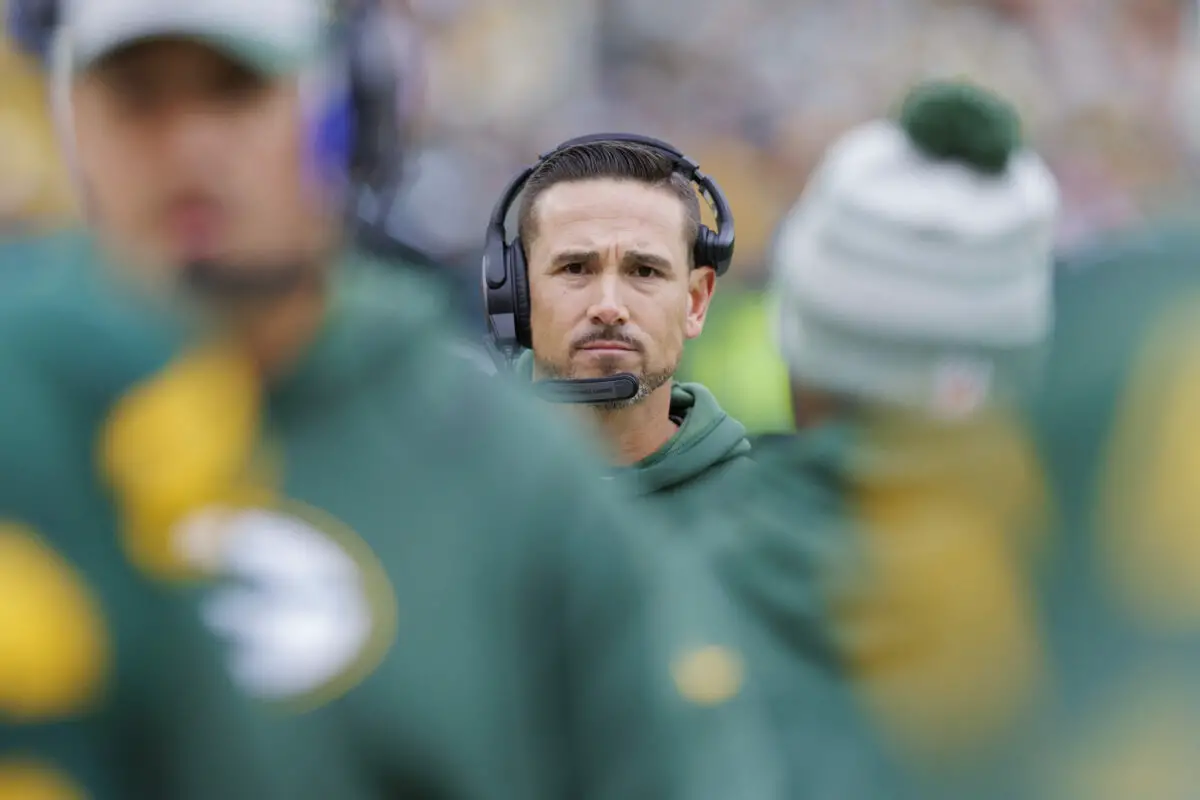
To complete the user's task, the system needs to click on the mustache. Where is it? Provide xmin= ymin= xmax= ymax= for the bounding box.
xmin=571 ymin=327 xmax=643 ymax=352
xmin=163 ymin=189 xmax=227 ymax=211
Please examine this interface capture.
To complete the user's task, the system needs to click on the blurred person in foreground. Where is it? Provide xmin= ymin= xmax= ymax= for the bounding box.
xmin=0 ymin=8 xmax=349 ymax=798
xmin=712 ymin=81 xmax=1060 ymax=798
xmin=482 ymin=135 xmax=786 ymax=799
xmin=0 ymin=3 xmax=367 ymax=798
xmin=0 ymin=1 xmax=690 ymax=798
xmin=496 ymin=136 xmax=754 ymax=515
xmin=1027 ymin=158 xmax=1200 ymax=798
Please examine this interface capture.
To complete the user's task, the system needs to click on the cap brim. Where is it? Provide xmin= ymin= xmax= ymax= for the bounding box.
xmin=74 ymin=30 xmax=308 ymax=75
xmin=66 ymin=0 xmax=322 ymax=75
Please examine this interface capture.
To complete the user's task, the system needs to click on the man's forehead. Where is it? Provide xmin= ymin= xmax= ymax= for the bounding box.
xmin=538 ymin=179 xmax=683 ymax=217
xmin=539 ymin=232 xmax=683 ymax=274
xmin=534 ymin=179 xmax=687 ymax=243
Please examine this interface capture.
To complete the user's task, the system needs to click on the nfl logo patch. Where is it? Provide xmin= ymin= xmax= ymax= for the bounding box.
xmin=931 ymin=358 xmax=992 ymax=419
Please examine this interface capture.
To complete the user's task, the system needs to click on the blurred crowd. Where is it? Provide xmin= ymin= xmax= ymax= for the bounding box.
xmin=9 ymin=0 xmax=1200 ymax=259
xmin=5 ymin=0 xmax=1200 ymax=428
xmin=399 ymin=0 xmax=1200 ymax=267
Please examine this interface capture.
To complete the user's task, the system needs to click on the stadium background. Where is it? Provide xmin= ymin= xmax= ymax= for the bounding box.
xmin=4 ymin=0 xmax=1199 ymax=432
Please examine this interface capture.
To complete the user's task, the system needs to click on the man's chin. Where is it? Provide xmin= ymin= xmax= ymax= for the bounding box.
xmin=570 ymin=351 xmax=640 ymax=376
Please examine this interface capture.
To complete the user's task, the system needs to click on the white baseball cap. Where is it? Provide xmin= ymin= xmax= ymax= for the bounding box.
xmin=61 ymin=0 xmax=327 ymax=74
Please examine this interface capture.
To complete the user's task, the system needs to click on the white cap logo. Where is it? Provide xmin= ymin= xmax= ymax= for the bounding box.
xmin=932 ymin=357 xmax=993 ymax=420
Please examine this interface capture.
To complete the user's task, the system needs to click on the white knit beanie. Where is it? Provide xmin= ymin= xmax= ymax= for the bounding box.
xmin=771 ymin=81 xmax=1059 ymax=419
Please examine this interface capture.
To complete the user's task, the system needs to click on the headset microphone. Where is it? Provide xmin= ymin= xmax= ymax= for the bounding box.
xmin=533 ymin=373 xmax=640 ymax=404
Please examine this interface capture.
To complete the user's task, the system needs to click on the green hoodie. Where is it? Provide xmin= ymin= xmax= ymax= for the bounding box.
xmin=508 ymin=366 xmax=783 ymax=797
xmin=628 ymin=382 xmax=753 ymax=498
xmin=515 ymin=353 xmax=754 ymax=505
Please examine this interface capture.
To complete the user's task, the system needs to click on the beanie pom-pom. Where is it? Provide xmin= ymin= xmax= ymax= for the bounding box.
xmin=898 ymin=80 xmax=1021 ymax=175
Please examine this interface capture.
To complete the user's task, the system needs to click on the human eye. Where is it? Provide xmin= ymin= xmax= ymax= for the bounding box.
xmin=210 ymin=63 xmax=269 ymax=107
xmin=104 ymin=70 xmax=164 ymax=117
xmin=633 ymin=264 xmax=662 ymax=279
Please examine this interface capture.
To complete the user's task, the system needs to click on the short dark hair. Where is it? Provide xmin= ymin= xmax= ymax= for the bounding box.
xmin=517 ymin=140 xmax=702 ymax=265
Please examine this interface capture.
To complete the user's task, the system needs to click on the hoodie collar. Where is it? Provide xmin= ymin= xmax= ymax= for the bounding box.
xmin=512 ymin=352 xmax=751 ymax=494
xmin=618 ymin=382 xmax=750 ymax=495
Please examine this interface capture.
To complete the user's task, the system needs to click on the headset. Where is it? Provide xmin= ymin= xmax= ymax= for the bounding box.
xmin=481 ymin=132 xmax=735 ymax=404
xmin=5 ymin=0 xmax=410 ymax=253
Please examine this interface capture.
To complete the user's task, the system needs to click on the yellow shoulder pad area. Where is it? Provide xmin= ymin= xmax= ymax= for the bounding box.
xmin=99 ymin=343 xmax=266 ymax=580
xmin=0 ymin=523 xmax=110 ymax=722
xmin=1099 ymin=295 xmax=1200 ymax=630
xmin=0 ymin=759 xmax=88 ymax=800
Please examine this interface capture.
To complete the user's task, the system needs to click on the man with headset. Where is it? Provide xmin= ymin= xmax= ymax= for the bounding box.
xmin=482 ymin=134 xmax=791 ymax=799
xmin=483 ymin=135 xmax=754 ymax=516
xmin=0 ymin=2 xmax=729 ymax=798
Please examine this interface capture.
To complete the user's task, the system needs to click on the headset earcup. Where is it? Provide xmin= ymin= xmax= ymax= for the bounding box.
xmin=346 ymin=2 xmax=404 ymax=187
xmin=698 ymin=223 xmax=735 ymax=275
xmin=694 ymin=225 xmax=718 ymax=271
xmin=509 ymin=238 xmax=533 ymax=349
xmin=310 ymin=80 xmax=356 ymax=192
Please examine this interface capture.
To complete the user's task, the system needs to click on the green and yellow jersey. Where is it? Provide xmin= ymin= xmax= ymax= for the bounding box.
xmin=0 ymin=260 xmax=341 ymax=798
xmin=0 ymin=233 xmax=781 ymax=800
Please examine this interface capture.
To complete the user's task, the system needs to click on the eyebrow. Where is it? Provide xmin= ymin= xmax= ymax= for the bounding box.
xmin=549 ymin=250 xmax=676 ymax=273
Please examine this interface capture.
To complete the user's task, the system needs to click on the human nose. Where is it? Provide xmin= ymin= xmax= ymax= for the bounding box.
xmin=586 ymin=273 xmax=630 ymax=327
